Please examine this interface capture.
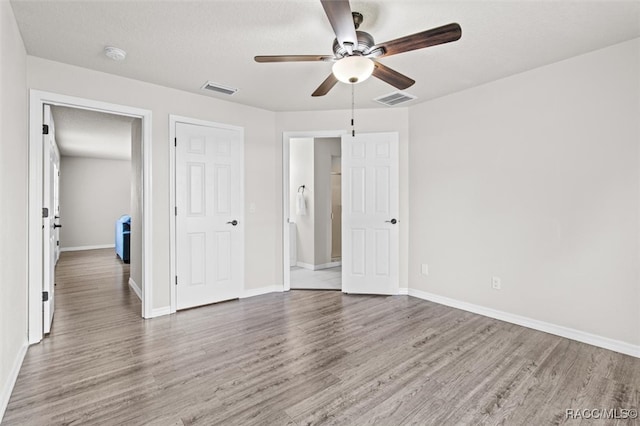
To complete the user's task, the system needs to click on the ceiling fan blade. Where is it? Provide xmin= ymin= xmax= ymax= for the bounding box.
xmin=372 ymin=62 xmax=415 ymax=90
xmin=320 ymin=0 xmax=357 ymax=53
xmin=312 ymin=73 xmax=339 ymax=97
xmin=255 ymin=55 xmax=334 ymax=63
xmin=375 ymin=23 xmax=462 ymax=58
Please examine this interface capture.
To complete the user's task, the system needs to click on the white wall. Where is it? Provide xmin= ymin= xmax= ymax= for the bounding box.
xmin=408 ymin=38 xmax=640 ymax=346
xmin=290 ymin=138 xmax=314 ymax=265
xmin=27 ymin=56 xmax=279 ymax=309
xmin=276 ymin=108 xmax=410 ymax=286
xmin=314 ymin=137 xmax=341 ymax=266
xmin=59 ymin=156 xmax=131 ymax=249
xmin=0 ymin=2 xmax=28 ymax=420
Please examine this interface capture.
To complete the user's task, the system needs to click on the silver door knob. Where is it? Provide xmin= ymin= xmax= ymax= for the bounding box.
xmin=226 ymin=220 xmax=238 ymax=226
xmin=385 ymin=218 xmax=398 ymax=225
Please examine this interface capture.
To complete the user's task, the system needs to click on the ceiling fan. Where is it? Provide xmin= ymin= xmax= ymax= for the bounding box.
xmin=254 ymin=0 xmax=462 ymax=97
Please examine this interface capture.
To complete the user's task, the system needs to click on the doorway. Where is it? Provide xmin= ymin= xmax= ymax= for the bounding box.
xmin=45 ymin=105 xmax=140 ymax=333
xmin=28 ymin=90 xmax=153 ymax=344
xmin=283 ymin=130 xmax=401 ymax=295
xmin=288 ymin=137 xmax=342 ymax=290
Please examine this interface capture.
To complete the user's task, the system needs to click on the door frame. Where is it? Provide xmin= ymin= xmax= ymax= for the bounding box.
xmin=28 ymin=90 xmax=153 ymax=344
xmin=282 ymin=130 xmax=346 ymax=291
xmin=169 ymin=115 xmax=245 ymax=313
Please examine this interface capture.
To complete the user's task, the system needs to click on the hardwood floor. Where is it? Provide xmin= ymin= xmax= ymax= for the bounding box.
xmin=4 ymin=249 xmax=639 ymax=425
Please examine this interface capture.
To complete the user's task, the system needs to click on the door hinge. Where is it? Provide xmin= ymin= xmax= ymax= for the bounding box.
xmin=42 ymin=291 xmax=49 ymax=302
xmin=174 ymin=137 xmax=177 ymax=147
xmin=175 ymin=276 xmax=178 ymax=286
xmin=42 ymin=207 xmax=49 ymax=218
xmin=43 ymin=124 xmax=49 ymax=135
xmin=57 ymin=241 xmax=60 ymax=246
xmin=175 ymin=206 xmax=177 ymax=216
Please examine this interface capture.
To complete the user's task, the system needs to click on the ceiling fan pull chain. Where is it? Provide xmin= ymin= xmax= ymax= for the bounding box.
xmin=351 ymin=83 xmax=355 ymax=137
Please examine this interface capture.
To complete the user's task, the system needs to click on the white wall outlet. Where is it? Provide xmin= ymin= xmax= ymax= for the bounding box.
xmin=492 ymin=276 xmax=501 ymax=290
xmin=249 ymin=202 xmax=256 ymax=214
xmin=421 ymin=264 xmax=429 ymax=275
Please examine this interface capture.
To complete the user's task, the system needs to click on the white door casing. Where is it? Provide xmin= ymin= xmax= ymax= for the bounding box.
xmin=29 ymin=91 xmax=153 ymax=344
xmin=342 ymin=132 xmax=399 ymax=295
xmin=175 ymin=121 xmax=244 ymax=309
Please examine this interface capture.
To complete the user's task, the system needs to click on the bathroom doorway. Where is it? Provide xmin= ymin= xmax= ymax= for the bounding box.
xmin=285 ymin=134 xmax=343 ymax=290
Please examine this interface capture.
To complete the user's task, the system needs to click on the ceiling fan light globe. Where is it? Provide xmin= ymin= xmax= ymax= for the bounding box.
xmin=332 ymin=56 xmax=374 ymax=84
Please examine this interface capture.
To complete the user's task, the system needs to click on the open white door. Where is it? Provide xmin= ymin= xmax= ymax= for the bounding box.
xmin=342 ymin=132 xmax=399 ymax=295
xmin=175 ymin=121 xmax=244 ymax=309
xmin=53 ymin=159 xmax=61 ymax=263
xmin=42 ymin=105 xmax=60 ymax=333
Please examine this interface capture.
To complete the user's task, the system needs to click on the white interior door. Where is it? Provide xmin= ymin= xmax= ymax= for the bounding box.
xmin=342 ymin=132 xmax=399 ymax=295
xmin=53 ymin=160 xmax=61 ymax=263
xmin=175 ymin=121 xmax=244 ymax=309
xmin=42 ymin=105 xmax=59 ymax=333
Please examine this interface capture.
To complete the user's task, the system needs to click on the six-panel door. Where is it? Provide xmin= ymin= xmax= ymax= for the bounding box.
xmin=175 ymin=122 xmax=244 ymax=309
xmin=341 ymin=132 xmax=399 ymax=295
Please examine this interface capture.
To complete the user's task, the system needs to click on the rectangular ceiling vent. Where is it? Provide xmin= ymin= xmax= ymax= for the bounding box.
xmin=201 ymin=81 xmax=238 ymax=96
xmin=374 ymin=91 xmax=417 ymax=107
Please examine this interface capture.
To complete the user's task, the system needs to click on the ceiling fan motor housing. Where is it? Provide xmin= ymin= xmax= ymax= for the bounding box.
xmin=333 ymin=31 xmax=376 ymax=58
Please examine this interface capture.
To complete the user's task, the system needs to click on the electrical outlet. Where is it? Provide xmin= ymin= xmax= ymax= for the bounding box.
xmin=421 ymin=264 xmax=429 ymax=275
xmin=249 ymin=202 xmax=256 ymax=214
xmin=492 ymin=276 xmax=501 ymax=290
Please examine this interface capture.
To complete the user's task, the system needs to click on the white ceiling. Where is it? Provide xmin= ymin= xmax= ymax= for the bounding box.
xmin=51 ymin=106 xmax=135 ymax=160
xmin=11 ymin=0 xmax=640 ymax=112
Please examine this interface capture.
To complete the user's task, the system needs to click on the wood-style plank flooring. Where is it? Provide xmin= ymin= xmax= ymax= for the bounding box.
xmin=4 ymin=249 xmax=640 ymax=425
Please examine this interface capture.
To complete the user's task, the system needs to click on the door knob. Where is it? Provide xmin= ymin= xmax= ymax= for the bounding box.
xmin=226 ymin=220 xmax=238 ymax=226
xmin=53 ymin=224 xmax=62 ymax=228
xmin=385 ymin=218 xmax=398 ymax=225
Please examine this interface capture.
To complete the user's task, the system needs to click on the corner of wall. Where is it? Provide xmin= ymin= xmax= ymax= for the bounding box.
xmin=0 ymin=1 xmax=29 ymax=420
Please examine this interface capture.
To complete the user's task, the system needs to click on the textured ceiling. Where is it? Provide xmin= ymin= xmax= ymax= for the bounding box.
xmin=51 ymin=106 xmax=135 ymax=160
xmin=11 ymin=0 xmax=640 ymax=112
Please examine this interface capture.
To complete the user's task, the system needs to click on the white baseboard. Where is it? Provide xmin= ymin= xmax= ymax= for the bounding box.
xmin=128 ymin=277 xmax=141 ymax=301
xmin=407 ymin=288 xmax=640 ymax=359
xmin=241 ymin=285 xmax=284 ymax=299
xmin=296 ymin=261 xmax=341 ymax=271
xmin=296 ymin=261 xmax=314 ymax=270
xmin=314 ymin=261 xmax=342 ymax=270
xmin=398 ymin=287 xmax=408 ymax=295
xmin=149 ymin=306 xmax=171 ymax=318
xmin=0 ymin=341 xmax=28 ymax=422
xmin=60 ymin=244 xmax=115 ymax=252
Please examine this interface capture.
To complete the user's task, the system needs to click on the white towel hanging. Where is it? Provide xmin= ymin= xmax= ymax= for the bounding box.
xmin=296 ymin=192 xmax=307 ymax=216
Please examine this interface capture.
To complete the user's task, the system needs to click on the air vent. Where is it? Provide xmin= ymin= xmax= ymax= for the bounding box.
xmin=201 ymin=81 xmax=238 ymax=96
xmin=374 ymin=91 xmax=417 ymax=107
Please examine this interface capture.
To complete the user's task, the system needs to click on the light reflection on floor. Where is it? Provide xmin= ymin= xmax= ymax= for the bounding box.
xmin=290 ymin=266 xmax=341 ymax=290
